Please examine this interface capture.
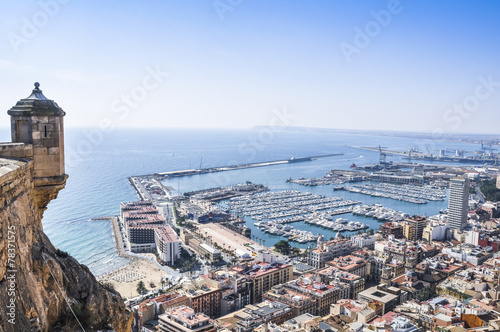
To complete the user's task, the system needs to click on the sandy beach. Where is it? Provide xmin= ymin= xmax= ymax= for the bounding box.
xmin=97 ymin=257 xmax=170 ymax=298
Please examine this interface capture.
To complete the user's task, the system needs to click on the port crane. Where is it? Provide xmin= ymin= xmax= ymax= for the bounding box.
xmin=480 ymin=140 xmax=497 ymax=154
xmin=378 ymin=145 xmax=387 ymax=164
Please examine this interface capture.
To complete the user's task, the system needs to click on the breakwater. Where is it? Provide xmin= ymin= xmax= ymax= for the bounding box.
xmin=151 ymin=153 xmax=343 ymax=179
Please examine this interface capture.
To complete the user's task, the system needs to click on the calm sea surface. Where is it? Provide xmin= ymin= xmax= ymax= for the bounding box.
xmin=0 ymin=128 xmax=483 ymax=275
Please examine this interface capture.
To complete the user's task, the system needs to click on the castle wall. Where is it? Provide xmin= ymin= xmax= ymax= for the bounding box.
xmin=0 ymin=157 xmax=132 ymax=331
xmin=0 ymin=143 xmax=33 ymax=159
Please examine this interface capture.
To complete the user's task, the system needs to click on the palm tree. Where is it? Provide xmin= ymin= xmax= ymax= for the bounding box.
xmin=137 ymin=281 xmax=146 ymax=294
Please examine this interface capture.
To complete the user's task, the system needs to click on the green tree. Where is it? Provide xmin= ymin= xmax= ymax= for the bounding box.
xmin=480 ymin=179 xmax=500 ymax=202
xmin=291 ymin=247 xmax=301 ymax=257
xmin=274 ymin=240 xmax=291 ymax=255
xmin=137 ymin=281 xmax=146 ymax=294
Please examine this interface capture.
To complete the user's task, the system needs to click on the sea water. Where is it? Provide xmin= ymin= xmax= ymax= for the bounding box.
xmin=0 ymin=127 xmax=483 ymax=275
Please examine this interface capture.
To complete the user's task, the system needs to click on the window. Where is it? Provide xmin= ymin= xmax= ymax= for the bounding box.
xmin=44 ymin=125 xmax=48 ymax=138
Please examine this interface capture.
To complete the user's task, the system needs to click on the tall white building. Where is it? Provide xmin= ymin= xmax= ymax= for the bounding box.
xmin=448 ymin=177 xmax=469 ymax=230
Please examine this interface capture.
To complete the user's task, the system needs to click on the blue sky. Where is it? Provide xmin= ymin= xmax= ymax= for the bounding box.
xmin=0 ymin=0 xmax=499 ymax=133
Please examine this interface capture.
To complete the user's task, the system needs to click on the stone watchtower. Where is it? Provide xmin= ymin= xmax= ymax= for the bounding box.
xmin=5 ymin=82 xmax=68 ymax=215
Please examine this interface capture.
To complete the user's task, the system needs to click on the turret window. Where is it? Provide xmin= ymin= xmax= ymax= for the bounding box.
xmin=44 ymin=125 xmax=48 ymax=138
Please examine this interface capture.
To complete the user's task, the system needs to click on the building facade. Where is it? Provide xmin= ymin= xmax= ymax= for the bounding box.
xmin=243 ymin=262 xmax=293 ymax=303
xmin=403 ymin=216 xmax=427 ymax=241
xmin=422 ymin=220 xmax=451 ymax=242
xmin=308 ymin=239 xmax=355 ymax=268
xmin=448 ymin=177 xmax=469 ymax=230
xmin=158 ymin=306 xmax=214 ymax=332
xmin=325 ymin=255 xmax=368 ymax=279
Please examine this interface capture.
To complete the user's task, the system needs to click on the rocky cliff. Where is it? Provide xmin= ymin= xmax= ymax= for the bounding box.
xmin=0 ymin=158 xmax=132 ymax=332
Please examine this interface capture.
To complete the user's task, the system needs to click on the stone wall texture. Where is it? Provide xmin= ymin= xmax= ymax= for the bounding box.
xmin=0 ymin=158 xmax=132 ymax=331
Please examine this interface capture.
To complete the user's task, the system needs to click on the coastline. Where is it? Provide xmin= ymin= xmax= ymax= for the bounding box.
xmin=94 ymin=216 xmax=171 ymax=298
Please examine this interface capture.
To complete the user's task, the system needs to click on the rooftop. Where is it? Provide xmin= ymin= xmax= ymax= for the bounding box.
xmin=161 ymin=305 xmax=211 ymax=327
xmin=155 ymin=225 xmax=180 ymax=242
xmin=245 ymin=262 xmax=291 ymax=278
xmin=327 ymin=255 xmax=367 ymax=270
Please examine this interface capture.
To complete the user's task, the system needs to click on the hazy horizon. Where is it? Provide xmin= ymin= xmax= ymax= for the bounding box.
xmin=1 ymin=1 xmax=499 ymax=134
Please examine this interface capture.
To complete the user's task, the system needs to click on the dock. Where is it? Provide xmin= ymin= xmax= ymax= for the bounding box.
xmin=348 ymin=145 xmax=497 ymax=164
xmin=150 ymin=153 xmax=344 ymax=180
xmin=347 ymin=145 xmax=407 ymax=157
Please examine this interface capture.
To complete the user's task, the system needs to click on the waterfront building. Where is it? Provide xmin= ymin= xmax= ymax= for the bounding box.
xmin=127 ymin=225 xmax=157 ymax=252
xmin=403 ymin=216 xmax=427 ymax=241
xmin=158 ymin=306 xmax=214 ymax=332
xmin=121 ymin=200 xmax=182 ymax=264
xmin=126 ymin=224 xmax=181 ymax=264
xmin=120 ymin=201 xmax=158 ymax=218
xmin=155 ymin=225 xmax=182 ymax=264
xmin=369 ymin=171 xmax=424 ymax=184
xmin=448 ymin=177 xmax=469 ymax=230
xmin=308 ymin=238 xmax=356 ymax=268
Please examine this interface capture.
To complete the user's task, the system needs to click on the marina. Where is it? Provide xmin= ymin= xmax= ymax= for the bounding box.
xmin=256 ymin=222 xmax=321 ymax=243
xmin=340 ymin=182 xmax=447 ymax=204
xmin=225 ymin=190 xmax=365 ymax=243
xmin=43 ymin=128 xmax=465 ymax=274
xmin=352 ymin=204 xmax=409 ymax=222
xmin=305 ymin=215 xmax=369 ymax=232
xmin=227 ymin=190 xmax=360 ymax=221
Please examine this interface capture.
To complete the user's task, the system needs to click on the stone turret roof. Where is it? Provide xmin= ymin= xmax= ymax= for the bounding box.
xmin=8 ymin=82 xmax=65 ymax=116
